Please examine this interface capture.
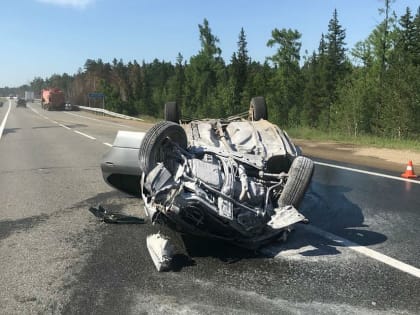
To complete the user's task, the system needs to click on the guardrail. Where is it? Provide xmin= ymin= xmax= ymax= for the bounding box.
xmin=78 ymin=106 xmax=144 ymax=121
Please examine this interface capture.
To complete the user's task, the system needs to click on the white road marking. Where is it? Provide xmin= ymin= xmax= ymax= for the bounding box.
xmin=29 ymin=104 xmax=100 ymax=141
xmin=103 ymin=142 xmax=113 ymax=147
xmin=0 ymin=100 xmax=12 ymax=140
xmin=314 ymin=161 xmax=420 ymax=184
xmin=74 ymin=130 xmax=96 ymax=140
xmin=304 ymin=224 xmax=420 ymax=278
xmin=58 ymin=123 xmax=71 ymax=130
xmin=64 ymin=111 xmax=134 ymax=129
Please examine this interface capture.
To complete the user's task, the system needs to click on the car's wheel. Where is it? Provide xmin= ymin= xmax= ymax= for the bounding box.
xmin=250 ymin=96 xmax=268 ymax=121
xmin=278 ymin=156 xmax=314 ymax=208
xmin=139 ymin=121 xmax=187 ymax=175
xmin=164 ymin=102 xmax=180 ymax=123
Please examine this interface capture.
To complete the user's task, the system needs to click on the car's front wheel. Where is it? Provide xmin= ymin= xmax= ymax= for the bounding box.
xmin=139 ymin=121 xmax=187 ymax=175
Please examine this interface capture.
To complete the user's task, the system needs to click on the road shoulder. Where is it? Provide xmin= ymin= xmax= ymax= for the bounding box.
xmin=295 ymin=139 xmax=420 ymax=174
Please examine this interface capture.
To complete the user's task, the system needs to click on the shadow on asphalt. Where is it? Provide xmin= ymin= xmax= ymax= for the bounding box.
xmin=297 ymin=181 xmax=387 ymax=251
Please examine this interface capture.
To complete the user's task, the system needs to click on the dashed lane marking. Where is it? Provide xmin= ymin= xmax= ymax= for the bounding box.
xmin=73 ymin=130 xmax=96 ymax=140
xmin=58 ymin=123 xmax=71 ymax=130
xmin=28 ymin=104 xmax=98 ymax=141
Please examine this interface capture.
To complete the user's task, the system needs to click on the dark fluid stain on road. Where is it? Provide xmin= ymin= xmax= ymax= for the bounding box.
xmin=0 ymin=214 xmax=49 ymax=241
xmin=2 ymin=127 xmax=21 ymax=135
xmin=32 ymin=125 xmax=62 ymax=130
xmin=62 ymin=123 xmax=90 ymax=129
xmin=31 ymin=123 xmax=88 ymax=130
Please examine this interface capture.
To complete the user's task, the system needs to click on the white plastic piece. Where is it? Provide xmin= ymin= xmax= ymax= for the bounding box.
xmin=267 ymin=205 xmax=305 ymax=230
xmin=146 ymin=233 xmax=174 ymax=272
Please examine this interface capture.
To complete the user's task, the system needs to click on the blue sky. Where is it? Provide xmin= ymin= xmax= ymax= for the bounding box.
xmin=1 ymin=0 xmax=419 ymax=87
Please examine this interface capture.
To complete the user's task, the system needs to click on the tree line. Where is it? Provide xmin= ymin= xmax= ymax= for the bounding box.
xmin=2 ymin=2 xmax=420 ymax=139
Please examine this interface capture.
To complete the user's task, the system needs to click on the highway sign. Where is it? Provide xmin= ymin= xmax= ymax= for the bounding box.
xmin=88 ymin=92 xmax=104 ymax=98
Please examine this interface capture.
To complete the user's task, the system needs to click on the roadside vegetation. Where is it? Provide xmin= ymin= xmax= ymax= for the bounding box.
xmin=1 ymin=1 xmax=420 ymax=148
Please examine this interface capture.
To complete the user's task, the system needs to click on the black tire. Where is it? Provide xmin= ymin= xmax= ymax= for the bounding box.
xmin=164 ymin=102 xmax=180 ymax=123
xmin=278 ymin=156 xmax=314 ymax=208
xmin=250 ymin=96 xmax=268 ymax=121
xmin=139 ymin=121 xmax=187 ymax=175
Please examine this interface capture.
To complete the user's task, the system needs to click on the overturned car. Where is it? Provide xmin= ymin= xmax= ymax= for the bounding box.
xmin=101 ymin=97 xmax=314 ymax=270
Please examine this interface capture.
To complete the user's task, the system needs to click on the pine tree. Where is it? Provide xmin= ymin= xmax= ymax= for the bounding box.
xmin=230 ymin=27 xmax=249 ymax=113
xmin=323 ymin=9 xmax=349 ymax=129
xmin=184 ymin=19 xmax=225 ymax=117
xmin=266 ymin=28 xmax=303 ymax=126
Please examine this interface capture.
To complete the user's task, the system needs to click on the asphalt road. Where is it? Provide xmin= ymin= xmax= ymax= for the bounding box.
xmin=0 ymin=101 xmax=419 ymax=315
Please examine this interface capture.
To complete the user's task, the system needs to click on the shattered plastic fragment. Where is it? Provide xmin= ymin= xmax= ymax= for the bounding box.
xmin=146 ymin=233 xmax=175 ymax=272
xmin=267 ymin=205 xmax=306 ymax=230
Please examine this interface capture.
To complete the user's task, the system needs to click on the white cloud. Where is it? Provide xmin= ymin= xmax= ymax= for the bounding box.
xmin=36 ymin=0 xmax=96 ymax=9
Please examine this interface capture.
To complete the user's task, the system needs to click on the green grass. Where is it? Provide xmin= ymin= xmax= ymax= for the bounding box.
xmin=287 ymin=126 xmax=420 ymax=152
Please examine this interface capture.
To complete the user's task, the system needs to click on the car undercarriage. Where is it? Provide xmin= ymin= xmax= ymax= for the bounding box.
xmin=101 ymin=97 xmax=314 ymax=271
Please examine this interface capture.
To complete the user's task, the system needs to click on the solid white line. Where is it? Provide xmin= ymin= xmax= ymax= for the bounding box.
xmin=74 ymin=130 xmax=96 ymax=140
xmin=103 ymin=142 xmax=112 ymax=147
xmin=304 ymin=225 xmax=420 ymax=278
xmin=314 ymin=161 xmax=420 ymax=184
xmin=0 ymin=100 xmax=12 ymax=140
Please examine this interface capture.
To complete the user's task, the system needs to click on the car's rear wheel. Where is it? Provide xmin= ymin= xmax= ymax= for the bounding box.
xmin=139 ymin=121 xmax=187 ymax=175
xmin=249 ymin=96 xmax=268 ymax=121
xmin=278 ymin=156 xmax=314 ymax=208
xmin=164 ymin=102 xmax=180 ymax=123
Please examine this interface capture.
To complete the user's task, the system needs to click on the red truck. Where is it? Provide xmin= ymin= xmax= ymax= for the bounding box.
xmin=41 ymin=88 xmax=65 ymax=110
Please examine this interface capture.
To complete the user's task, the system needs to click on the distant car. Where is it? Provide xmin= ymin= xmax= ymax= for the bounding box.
xmin=64 ymin=103 xmax=80 ymax=111
xmin=16 ymin=98 xmax=26 ymax=107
